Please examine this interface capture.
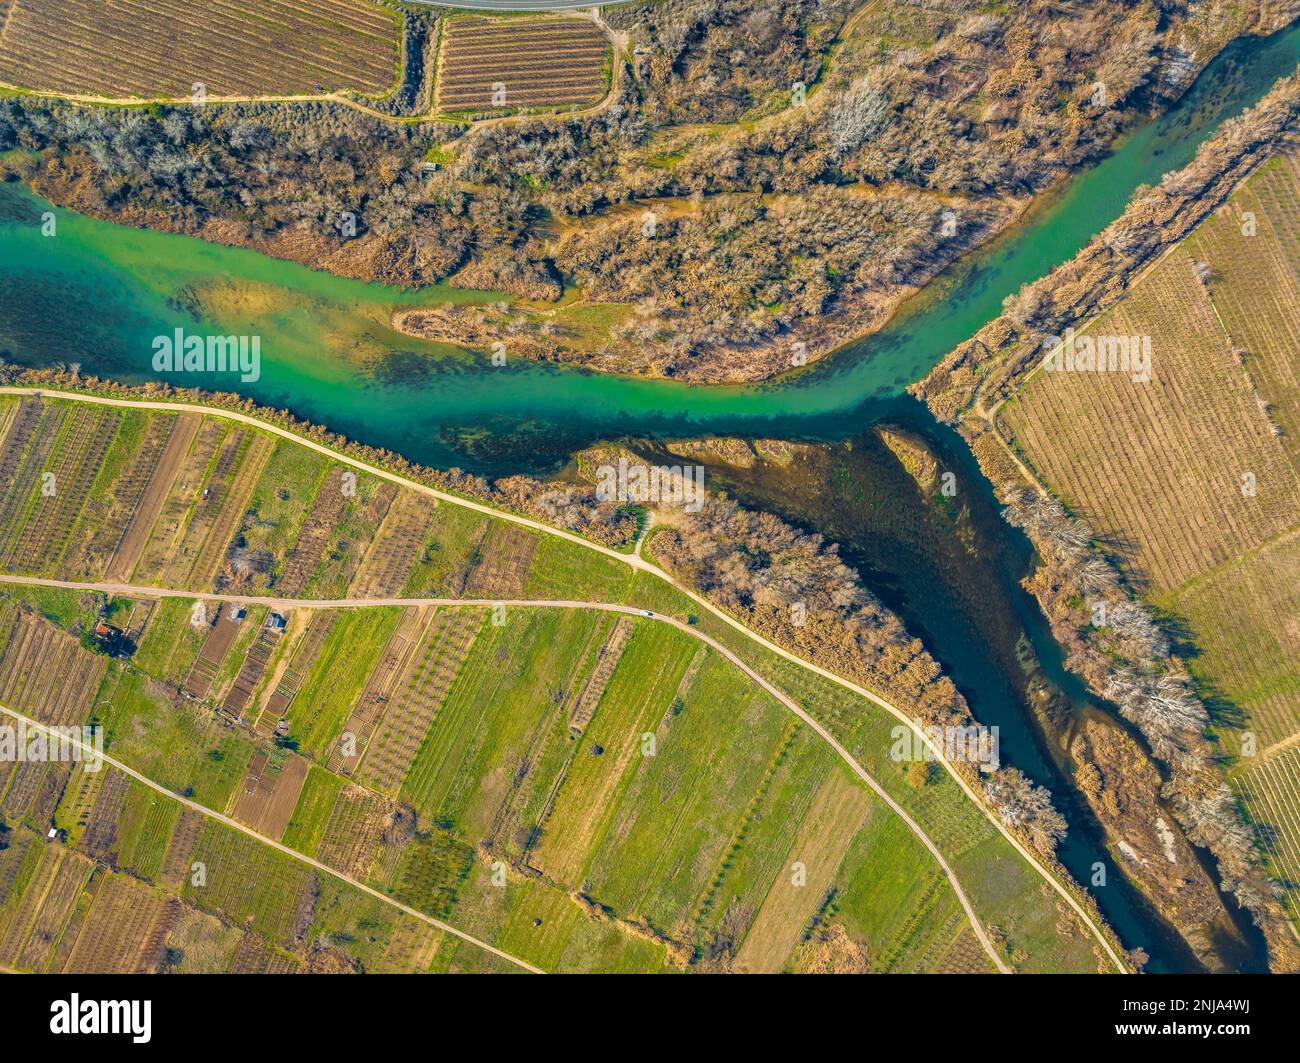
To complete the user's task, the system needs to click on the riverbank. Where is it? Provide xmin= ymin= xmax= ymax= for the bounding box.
xmin=912 ymin=67 xmax=1300 ymax=973
xmin=639 ymin=425 xmax=1249 ymax=972
xmin=5 ymin=2 xmax=1296 ymax=386
xmin=8 ymin=20 xmax=1300 ymax=479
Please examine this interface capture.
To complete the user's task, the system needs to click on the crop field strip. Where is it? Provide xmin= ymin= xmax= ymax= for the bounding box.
xmin=0 ymin=752 xmax=67 ymax=827
xmin=0 ymin=828 xmax=33 ymax=912
xmin=183 ymin=602 xmax=241 ymax=699
xmin=574 ymin=646 xmax=823 ymax=947
xmin=221 ymin=621 xmax=284 ymax=719
xmin=898 ymin=906 xmax=975 ymax=975
xmin=1184 ymin=154 xmax=1300 ymax=463
xmin=57 ymin=764 xmax=107 ymax=846
xmin=462 ymin=522 xmax=539 ymax=598
xmin=160 ymin=427 xmax=273 ymax=591
xmin=0 ymin=399 xmax=42 ymax=499
xmin=276 ymin=608 xmax=404 ymax=761
xmin=184 ymin=432 xmax=275 ymax=590
xmin=3 ymin=405 xmax=119 ymax=571
xmin=231 ymin=751 xmax=312 ymax=840
xmin=1003 ymin=253 xmax=1300 ymax=594
xmin=158 ymin=808 xmax=203 ymax=892
xmin=380 ymin=916 xmax=440 ymax=973
xmin=0 ymin=400 xmax=67 ymax=561
xmin=436 ymin=16 xmax=609 ymax=113
xmin=231 ymin=750 xmax=274 ymax=825
xmin=469 ymin=623 xmax=689 ymax=910
xmin=63 ymin=871 xmax=178 ymax=974
xmin=689 ymin=703 xmax=797 ymax=931
xmin=872 ymin=875 xmax=951 ymax=973
xmin=348 ymin=490 xmax=439 ymax=598
xmin=229 ymin=930 xmax=302 ymax=973
xmin=307 ymin=480 xmax=399 ymax=599
xmin=274 ymin=467 xmax=353 ymax=596
xmin=181 ymin=817 xmax=316 ymax=947
xmin=0 ymin=400 xmax=52 ymax=500
xmin=0 ymin=843 xmax=90 ymax=970
xmin=81 ymin=770 xmax=131 ymax=863
xmin=325 ymin=606 xmax=432 ymax=776
xmin=313 ymin=784 xmax=396 ymax=881
xmin=0 ymin=841 xmax=65 ymax=966
xmin=38 ymin=861 xmax=100 ymax=973
xmin=732 ymin=771 xmax=873 ymax=972
xmin=0 ymin=602 xmax=105 ymax=726
xmin=0 ymin=397 xmax=16 ymax=446
xmin=1166 ymin=529 xmax=1300 ymax=750
xmin=568 ymin=615 xmax=634 ymax=733
xmin=356 ymin=608 xmax=482 ymax=794
xmin=105 ymin=411 xmax=199 ymax=582
xmin=1238 ymin=747 xmax=1300 ymax=899
xmin=256 ymin=610 xmax=337 ymax=733
xmin=114 ymin=780 xmax=181 ymax=882
xmin=0 ymin=404 xmax=120 ymax=574
xmin=61 ymin=411 xmax=175 ymax=581
xmin=0 ymin=0 xmax=399 ymax=98
xmin=936 ymin=926 xmax=993 ymax=973
xmin=3 ymin=753 xmax=66 ymax=826
xmin=129 ymin=417 xmax=229 ymax=585
xmin=14 ymin=846 xmax=90 ymax=971
xmin=476 ymin=618 xmax=635 ymax=866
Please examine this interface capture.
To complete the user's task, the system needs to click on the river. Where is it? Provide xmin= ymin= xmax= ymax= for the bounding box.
xmin=1 ymin=21 xmax=1297 ymax=971
xmin=682 ymin=414 xmax=1269 ymax=973
xmin=3 ymin=24 xmax=1300 ymax=475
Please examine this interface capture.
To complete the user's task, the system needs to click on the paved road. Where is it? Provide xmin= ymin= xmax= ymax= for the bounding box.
xmin=0 ymin=386 xmax=1128 ymax=972
xmin=0 ymin=703 xmax=544 ymax=974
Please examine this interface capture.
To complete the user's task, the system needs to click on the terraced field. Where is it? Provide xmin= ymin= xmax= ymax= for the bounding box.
xmin=436 ymin=15 xmax=610 ymax=114
xmin=0 ymin=0 xmax=400 ymax=98
xmin=999 ymin=150 xmax=1300 ymax=924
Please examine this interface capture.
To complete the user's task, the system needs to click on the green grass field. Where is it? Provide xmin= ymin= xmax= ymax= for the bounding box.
xmin=133 ymin=596 xmax=209 ymax=678
xmin=112 ymin=778 xmax=182 ymax=880
xmin=95 ymin=665 xmax=254 ymax=810
xmin=287 ymin=607 xmax=403 ymax=760
xmin=237 ymin=440 xmax=331 ymax=592
xmin=280 ymin=765 xmax=346 ymax=857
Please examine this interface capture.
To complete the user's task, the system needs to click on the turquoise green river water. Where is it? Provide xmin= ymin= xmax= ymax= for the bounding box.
xmin=3 ymin=24 xmax=1300 ymax=475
